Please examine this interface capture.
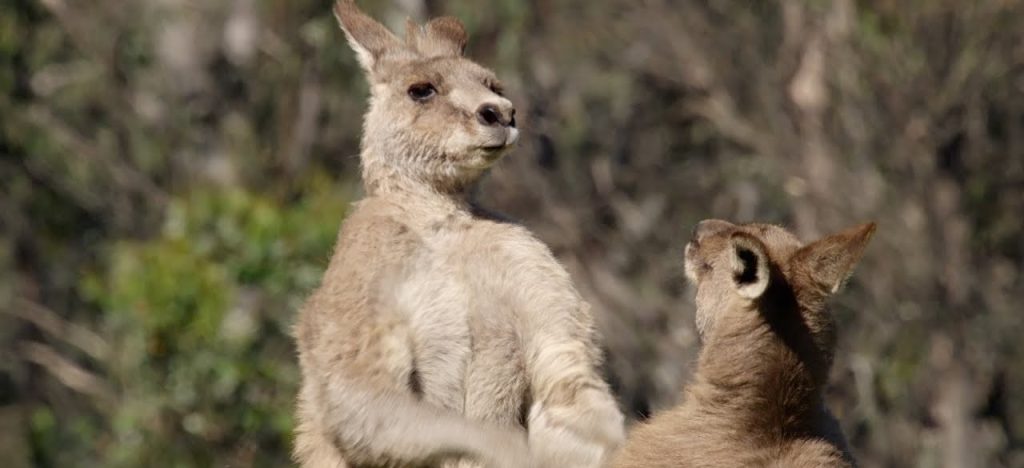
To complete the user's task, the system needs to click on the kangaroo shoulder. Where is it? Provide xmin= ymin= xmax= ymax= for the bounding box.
xmin=339 ymin=198 xmax=419 ymax=246
xmin=297 ymin=199 xmax=420 ymax=343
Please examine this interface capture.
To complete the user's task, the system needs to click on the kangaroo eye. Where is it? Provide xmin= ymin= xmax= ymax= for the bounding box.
xmin=407 ymin=83 xmax=436 ymax=102
xmin=488 ymin=83 xmax=505 ymax=97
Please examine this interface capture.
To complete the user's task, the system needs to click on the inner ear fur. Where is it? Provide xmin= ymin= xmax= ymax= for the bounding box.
xmin=791 ymin=222 xmax=877 ymax=295
xmin=729 ymin=232 xmax=770 ymax=300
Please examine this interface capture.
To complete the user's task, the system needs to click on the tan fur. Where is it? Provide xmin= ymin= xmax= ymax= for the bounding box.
xmin=614 ymin=220 xmax=875 ymax=468
xmin=293 ymin=2 xmax=624 ymax=467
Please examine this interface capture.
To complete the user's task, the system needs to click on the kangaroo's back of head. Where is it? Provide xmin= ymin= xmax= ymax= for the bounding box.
xmin=683 ymin=220 xmax=876 ymax=382
xmin=334 ymin=0 xmax=519 ymax=193
xmin=611 ymin=221 xmax=874 ymax=467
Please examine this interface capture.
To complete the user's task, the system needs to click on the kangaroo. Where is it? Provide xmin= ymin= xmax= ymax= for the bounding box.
xmin=292 ymin=2 xmax=625 ymax=467
xmin=614 ymin=220 xmax=875 ymax=468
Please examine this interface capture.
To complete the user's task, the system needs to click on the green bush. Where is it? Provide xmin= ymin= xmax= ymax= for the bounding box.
xmin=75 ymin=180 xmax=350 ymax=467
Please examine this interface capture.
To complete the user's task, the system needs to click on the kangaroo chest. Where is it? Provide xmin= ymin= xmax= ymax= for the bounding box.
xmin=394 ymin=224 xmax=523 ymax=420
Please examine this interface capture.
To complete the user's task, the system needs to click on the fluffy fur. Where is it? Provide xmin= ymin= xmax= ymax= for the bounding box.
xmin=293 ymin=2 xmax=624 ymax=467
xmin=613 ymin=220 xmax=875 ymax=468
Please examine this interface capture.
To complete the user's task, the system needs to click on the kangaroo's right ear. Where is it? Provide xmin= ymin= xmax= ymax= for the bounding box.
xmin=334 ymin=0 xmax=405 ymax=73
xmin=406 ymin=16 xmax=468 ymax=57
xmin=729 ymin=232 xmax=770 ymax=300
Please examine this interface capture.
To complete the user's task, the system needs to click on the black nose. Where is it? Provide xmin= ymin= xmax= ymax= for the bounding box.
xmin=477 ymin=104 xmax=515 ymax=127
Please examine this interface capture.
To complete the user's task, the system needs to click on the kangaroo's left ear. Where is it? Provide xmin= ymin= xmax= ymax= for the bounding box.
xmin=791 ymin=222 xmax=877 ymax=295
xmin=729 ymin=232 xmax=770 ymax=300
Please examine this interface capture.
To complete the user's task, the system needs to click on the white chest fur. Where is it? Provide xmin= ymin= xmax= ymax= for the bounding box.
xmin=392 ymin=228 xmax=474 ymax=412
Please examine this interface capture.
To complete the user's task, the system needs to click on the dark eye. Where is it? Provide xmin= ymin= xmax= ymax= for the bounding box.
xmin=407 ymin=83 xmax=436 ymax=102
xmin=488 ymin=83 xmax=504 ymax=97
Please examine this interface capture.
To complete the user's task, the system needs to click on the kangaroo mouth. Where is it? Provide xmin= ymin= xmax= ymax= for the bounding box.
xmin=480 ymin=127 xmax=520 ymax=152
xmin=479 ymin=144 xmax=510 ymax=162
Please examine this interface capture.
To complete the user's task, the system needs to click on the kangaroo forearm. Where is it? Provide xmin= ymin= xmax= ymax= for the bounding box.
xmin=514 ymin=285 xmax=625 ymax=463
xmin=526 ymin=335 xmax=605 ymax=401
xmin=524 ymin=338 xmax=624 ymax=443
xmin=513 ymin=286 xmax=604 ymax=404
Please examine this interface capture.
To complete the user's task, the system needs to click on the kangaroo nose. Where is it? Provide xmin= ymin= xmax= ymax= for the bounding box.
xmin=477 ymin=104 xmax=515 ymax=127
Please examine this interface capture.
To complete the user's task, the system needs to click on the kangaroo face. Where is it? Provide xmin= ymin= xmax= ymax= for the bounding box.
xmin=366 ymin=55 xmax=517 ymax=172
xmin=335 ymin=1 xmax=518 ymax=191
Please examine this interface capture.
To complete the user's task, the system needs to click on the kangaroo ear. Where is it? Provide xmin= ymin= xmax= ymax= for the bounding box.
xmin=791 ymin=222 xmax=876 ymax=295
xmin=407 ymin=16 xmax=467 ymax=57
xmin=729 ymin=232 xmax=770 ymax=300
xmin=334 ymin=0 xmax=405 ymax=72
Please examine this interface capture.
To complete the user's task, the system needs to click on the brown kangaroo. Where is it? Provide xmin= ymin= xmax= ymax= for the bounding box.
xmin=292 ymin=2 xmax=624 ymax=467
xmin=614 ymin=220 xmax=875 ymax=468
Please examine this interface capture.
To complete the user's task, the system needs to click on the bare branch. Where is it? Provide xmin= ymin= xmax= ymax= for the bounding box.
xmin=7 ymin=297 xmax=111 ymax=362
xmin=19 ymin=341 xmax=114 ymax=404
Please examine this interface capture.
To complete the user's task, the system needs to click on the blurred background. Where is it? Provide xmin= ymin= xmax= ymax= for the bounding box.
xmin=1 ymin=0 xmax=1023 ymax=466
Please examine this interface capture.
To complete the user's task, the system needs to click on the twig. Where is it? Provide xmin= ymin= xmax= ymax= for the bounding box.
xmin=19 ymin=341 xmax=114 ymax=404
xmin=7 ymin=297 xmax=111 ymax=362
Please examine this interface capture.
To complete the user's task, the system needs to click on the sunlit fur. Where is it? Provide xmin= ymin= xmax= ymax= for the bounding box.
xmin=293 ymin=2 xmax=624 ymax=467
xmin=614 ymin=220 xmax=875 ymax=468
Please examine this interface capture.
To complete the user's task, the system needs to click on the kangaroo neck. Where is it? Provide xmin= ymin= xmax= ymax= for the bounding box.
xmin=693 ymin=310 xmax=825 ymax=438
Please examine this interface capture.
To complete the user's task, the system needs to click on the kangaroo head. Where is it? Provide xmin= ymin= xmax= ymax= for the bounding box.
xmin=334 ymin=0 xmax=518 ymax=193
xmin=684 ymin=220 xmax=875 ymax=375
